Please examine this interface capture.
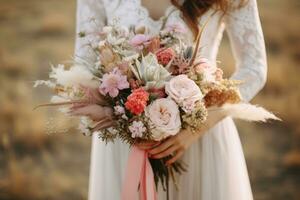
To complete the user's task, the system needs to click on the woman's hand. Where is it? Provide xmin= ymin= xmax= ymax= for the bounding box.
xmin=136 ymin=108 xmax=226 ymax=165
xmin=149 ymin=128 xmax=205 ymax=165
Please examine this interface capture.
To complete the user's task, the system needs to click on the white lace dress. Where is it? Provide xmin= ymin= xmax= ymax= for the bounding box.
xmin=75 ymin=0 xmax=267 ymax=199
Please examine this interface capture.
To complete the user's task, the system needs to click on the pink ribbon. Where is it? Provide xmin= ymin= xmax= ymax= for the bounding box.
xmin=121 ymin=146 xmax=157 ymax=200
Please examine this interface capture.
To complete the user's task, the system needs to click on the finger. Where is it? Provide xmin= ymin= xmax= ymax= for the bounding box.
xmin=166 ymin=150 xmax=184 ymax=166
xmin=135 ymin=143 xmax=159 ymax=149
xmin=137 ymin=140 xmax=159 ymax=146
xmin=91 ymin=119 xmax=114 ymax=131
xmin=135 ymin=143 xmax=159 ymax=150
xmin=150 ymin=145 xmax=178 ymax=159
xmin=148 ymin=137 xmax=176 ymax=155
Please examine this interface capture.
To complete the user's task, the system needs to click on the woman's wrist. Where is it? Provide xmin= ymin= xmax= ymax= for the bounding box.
xmin=201 ymin=110 xmax=226 ymax=134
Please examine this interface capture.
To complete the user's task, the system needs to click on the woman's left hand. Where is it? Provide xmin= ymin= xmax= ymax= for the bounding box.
xmin=148 ymin=128 xmax=205 ymax=165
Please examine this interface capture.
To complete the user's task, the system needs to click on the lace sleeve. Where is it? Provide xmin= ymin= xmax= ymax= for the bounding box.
xmin=75 ymin=0 xmax=106 ymax=63
xmin=225 ymin=0 xmax=267 ymax=102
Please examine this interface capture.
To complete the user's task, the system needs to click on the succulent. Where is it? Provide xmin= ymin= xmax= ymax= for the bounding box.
xmin=130 ymin=53 xmax=171 ymax=89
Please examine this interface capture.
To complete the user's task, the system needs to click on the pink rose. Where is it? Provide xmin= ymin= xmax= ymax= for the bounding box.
xmin=145 ymin=98 xmax=181 ymax=141
xmin=165 ymin=75 xmax=203 ymax=113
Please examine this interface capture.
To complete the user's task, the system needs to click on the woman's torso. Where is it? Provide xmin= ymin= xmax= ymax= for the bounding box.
xmin=101 ymin=0 xmax=226 ymax=62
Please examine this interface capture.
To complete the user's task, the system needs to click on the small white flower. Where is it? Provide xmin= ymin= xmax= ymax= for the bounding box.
xmin=102 ymin=26 xmax=113 ymax=34
xmin=129 ymin=121 xmax=146 ymax=138
xmin=79 ymin=117 xmax=94 ymax=136
xmin=33 ymin=80 xmax=55 ymax=88
xmin=50 ymin=64 xmax=98 ymax=88
xmin=182 ymin=99 xmax=197 ymax=114
xmin=98 ymin=40 xmax=106 ymax=48
xmin=107 ymin=127 xmax=119 ymax=135
xmin=121 ymin=114 xmax=128 ymax=120
xmin=114 ymin=105 xmax=125 ymax=115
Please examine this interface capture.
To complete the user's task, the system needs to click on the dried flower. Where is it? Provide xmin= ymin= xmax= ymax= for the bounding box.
xmin=170 ymin=55 xmax=191 ymax=75
xmin=50 ymin=64 xmax=98 ymax=88
xmin=147 ymin=37 xmax=161 ymax=53
xmin=117 ymin=61 xmax=130 ymax=74
xmin=99 ymin=68 xmax=130 ymax=98
xmin=204 ymin=88 xmax=241 ymax=107
xmin=125 ymin=88 xmax=149 ymax=115
xmin=70 ymin=104 xmax=113 ymax=121
xmin=135 ymin=26 xmax=147 ymax=34
xmin=99 ymin=44 xmax=120 ymax=72
xmin=182 ymin=101 xmax=207 ymax=130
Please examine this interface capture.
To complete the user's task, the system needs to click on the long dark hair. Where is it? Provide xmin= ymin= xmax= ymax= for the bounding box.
xmin=171 ymin=0 xmax=246 ymax=36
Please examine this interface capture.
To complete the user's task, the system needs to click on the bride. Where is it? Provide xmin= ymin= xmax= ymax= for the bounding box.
xmin=75 ymin=0 xmax=267 ymax=199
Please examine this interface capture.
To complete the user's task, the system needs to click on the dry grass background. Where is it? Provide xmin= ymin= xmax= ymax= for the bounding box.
xmin=0 ymin=0 xmax=299 ymax=199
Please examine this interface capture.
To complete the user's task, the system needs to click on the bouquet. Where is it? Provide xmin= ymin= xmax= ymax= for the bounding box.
xmin=35 ymin=21 xmax=279 ymax=199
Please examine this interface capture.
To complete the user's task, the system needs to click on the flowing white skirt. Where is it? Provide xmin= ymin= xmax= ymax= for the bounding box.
xmin=88 ymin=117 xmax=253 ymax=200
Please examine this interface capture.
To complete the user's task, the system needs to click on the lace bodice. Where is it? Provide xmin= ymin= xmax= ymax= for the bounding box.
xmin=75 ymin=0 xmax=267 ymax=102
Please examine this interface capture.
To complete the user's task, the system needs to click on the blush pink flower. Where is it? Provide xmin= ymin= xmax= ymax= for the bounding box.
xmin=129 ymin=34 xmax=151 ymax=50
xmin=156 ymin=48 xmax=175 ymax=66
xmin=114 ymin=105 xmax=125 ymax=115
xmin=165 ymin=74 xmax=203 ymax=113
xmin=129 ymin=120 xmax=146 ymax=138
xmin=99 ymin=68 xmax=130 ymax=98
xmin=194 ymin=58 xmax=212 ymax=73
xmin=125 ymin=88 xmax=149 ymax=115
xmin=194 ymin=58 xmax=218 ymax=82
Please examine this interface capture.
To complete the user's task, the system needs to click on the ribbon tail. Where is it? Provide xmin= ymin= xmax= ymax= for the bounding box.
xmin=143 ymin=154 xmax=157 ymax=200
xmin=121 ymin=146 xmax=157 ymax=200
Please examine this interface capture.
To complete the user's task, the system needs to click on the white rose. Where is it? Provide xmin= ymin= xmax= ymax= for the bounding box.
xmin=165 ymin=74 xmax=203 ymax=112
xmin=145 ymin=98 xmax=181 ymax=141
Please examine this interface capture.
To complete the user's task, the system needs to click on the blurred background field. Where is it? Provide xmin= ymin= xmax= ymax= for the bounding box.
xmin=0 ymin=0 xmax=299 ymax=199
